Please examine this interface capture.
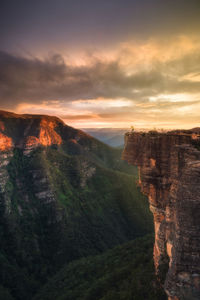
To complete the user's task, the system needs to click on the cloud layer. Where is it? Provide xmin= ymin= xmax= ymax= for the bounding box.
xmin=0 ymin=35 xmax=200 ymax=128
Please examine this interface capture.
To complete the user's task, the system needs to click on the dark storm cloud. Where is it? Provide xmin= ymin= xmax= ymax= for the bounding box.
xmin=0 ymin=50 xmax=200 ymax=109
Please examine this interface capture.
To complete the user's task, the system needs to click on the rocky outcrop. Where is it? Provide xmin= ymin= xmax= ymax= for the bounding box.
xmin=122 ymin=130 xmax=200 ymax=300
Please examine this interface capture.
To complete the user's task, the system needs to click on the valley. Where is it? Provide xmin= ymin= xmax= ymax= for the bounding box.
xmin=0 ymin=111 xmax=156 ymax=300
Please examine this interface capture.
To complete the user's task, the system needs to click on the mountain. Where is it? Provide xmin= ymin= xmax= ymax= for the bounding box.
xmin=84 ymin=128 xmax=128 ymax=147
xmin=104 ymin=134 xmax=125 ymax=148
xmin=123 ymin=130 xmax=200 ymax=300
xmin=0 ymin=111 xmax=153 ymax=300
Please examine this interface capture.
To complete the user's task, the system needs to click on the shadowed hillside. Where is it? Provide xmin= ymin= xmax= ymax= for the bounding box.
xmin=34 ymin=235 xmax=166 ymax=300
xmin=0 ymin=111 xmax=153 ymax=300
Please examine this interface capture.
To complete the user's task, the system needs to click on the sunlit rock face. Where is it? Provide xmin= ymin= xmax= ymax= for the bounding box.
xmin=0 ymin=129 xmax=14 ymax=197
xmin=23 ymin=119 xmax=62 ymax=155
xmin=0 ymin=132 xmax=13 ymax=151
xmin=122 ymin=130 xmax=200 ymax=300
xmin=0 ymin=110 xmax=63 ymax=155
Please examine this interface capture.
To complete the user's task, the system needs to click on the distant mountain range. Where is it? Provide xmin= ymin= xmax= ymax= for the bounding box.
xmin=84 ymin=128 xmax=129 ymax=147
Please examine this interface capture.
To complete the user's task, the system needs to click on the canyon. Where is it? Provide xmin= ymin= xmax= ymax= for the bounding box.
xmin=0 ymin=110 xmax=153 ymax=300
xmin=2 ymin=109 xmax=199 ymax=299
xmin=123 ymin=130 xmax=200 ymax=300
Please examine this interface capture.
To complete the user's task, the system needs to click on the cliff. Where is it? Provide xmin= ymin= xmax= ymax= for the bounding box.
xmin=122 ymin=130 xmax=200 ymax=300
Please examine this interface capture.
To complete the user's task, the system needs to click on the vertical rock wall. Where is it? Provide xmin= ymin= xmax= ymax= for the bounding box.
xmin=122 ymin=131 xmax=200 ymax=300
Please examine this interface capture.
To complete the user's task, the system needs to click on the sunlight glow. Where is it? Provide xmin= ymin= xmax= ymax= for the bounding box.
xmin=73 ymin=98 xmax=133 ymax=109
xmin=149 ymin=93 xmax=198 ymax=103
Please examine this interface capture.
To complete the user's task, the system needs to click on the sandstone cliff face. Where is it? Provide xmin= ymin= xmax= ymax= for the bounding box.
xmin=123 ymin=131 xmax=200 ymax=300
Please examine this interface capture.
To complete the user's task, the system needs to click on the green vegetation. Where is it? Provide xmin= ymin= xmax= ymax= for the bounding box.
xmin=0 ymin=285 xmax=14 ymax=300
xmin=34 ymin=235 xmax=166 ymax=300
xmin=0 ymin=129 xmax=155 ymax=300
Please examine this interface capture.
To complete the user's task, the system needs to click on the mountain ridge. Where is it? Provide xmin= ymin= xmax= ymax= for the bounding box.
xmin=0 ymin=110 xmax=153 ymax=300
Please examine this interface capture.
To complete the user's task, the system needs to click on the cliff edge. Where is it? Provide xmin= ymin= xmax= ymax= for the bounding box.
xmin=122 ymin=130 xmax=200 ymax=300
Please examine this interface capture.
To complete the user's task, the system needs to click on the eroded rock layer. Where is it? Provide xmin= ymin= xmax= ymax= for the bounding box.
xmin=122 ymin=130 xmax=200 ymax=300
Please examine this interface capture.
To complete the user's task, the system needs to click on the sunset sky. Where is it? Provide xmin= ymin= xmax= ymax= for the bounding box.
xmin=1 ymin=0 xmax=200 ymax=129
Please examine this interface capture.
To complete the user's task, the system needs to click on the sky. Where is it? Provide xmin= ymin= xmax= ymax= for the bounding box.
xmin=0 ymin=0 xmax=200 ymax=129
